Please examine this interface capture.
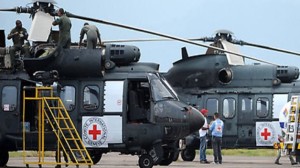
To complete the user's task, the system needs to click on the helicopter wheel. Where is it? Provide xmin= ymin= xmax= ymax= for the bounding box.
xmin=68 ymin=151 xmax=87 ymax=163
xmin=159 ymin=150 xmax=175 ymax=166
xmin=68 ymin=150 xmax=102 ymax=164
xmin=172 ymin=150 xmax=180 ymax=161
xmin=88 ymin=150 xmax=102 ymax=164
xmin=0 ymin=150 xmax=9 ymax=167
xmin=180 ymin=149 xmax=195 ymax=161
xmin=138 ymin=154 xmax=154 ymax=168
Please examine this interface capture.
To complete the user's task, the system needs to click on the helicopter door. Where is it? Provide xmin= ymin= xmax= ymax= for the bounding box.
xmin=81 ymin=81 xmax=123 ymax=148
xmin=127 ymin=80 xmax=150 ymax=123
xmin=0 ymin=81 xmax=21 ymax=134
xmin=220 ymin=95 xmax=238 ymax=147
xmin=254 ymin=94 xmax=278 ymax=146
xmin=237 ymin=94 xmax=255 ymax=146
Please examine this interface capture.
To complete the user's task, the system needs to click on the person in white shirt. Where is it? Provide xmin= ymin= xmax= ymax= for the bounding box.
xmin=199 ymin=108 xmax=210 ymax=164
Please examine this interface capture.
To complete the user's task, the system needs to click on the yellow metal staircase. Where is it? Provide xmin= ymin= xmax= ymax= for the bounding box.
xmin=284 ymin=95 xmax=300 ymax=152
xmin=23 ymin=86 xmax=93 ymax=167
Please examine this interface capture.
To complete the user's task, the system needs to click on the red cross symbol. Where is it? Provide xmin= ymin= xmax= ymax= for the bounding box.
xmin=260 ymin=128 xmax=271 ymax=140
xmin=89 ymin=124 xmax=101 ymax=140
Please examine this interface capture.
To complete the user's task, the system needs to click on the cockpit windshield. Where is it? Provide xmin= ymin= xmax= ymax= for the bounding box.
xmin=149 ymin=73 xmax=178 ymax=102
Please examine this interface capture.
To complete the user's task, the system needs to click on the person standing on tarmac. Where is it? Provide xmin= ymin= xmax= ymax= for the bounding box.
xmin=274 ymin=131 xmax=297 ymax=165
xmin=79 ymin=23 xmax=102 ymax=49
xmin=209 ymin=112 xmax=224 ymax=164
xmin=199 ymin=108 xmax=210 ymax=164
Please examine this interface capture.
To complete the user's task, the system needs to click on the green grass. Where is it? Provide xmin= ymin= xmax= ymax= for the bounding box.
xmin=205 ymin=149 xmax=277 ymax=157
xmin=9 ymin=151 xmax=55 ymax=157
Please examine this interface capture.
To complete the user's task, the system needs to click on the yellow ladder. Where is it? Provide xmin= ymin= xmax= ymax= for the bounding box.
xmin=23 ymin=86 xmax=93 ymax=167
xmin=284 ymin=95 xmax=300 ymax=152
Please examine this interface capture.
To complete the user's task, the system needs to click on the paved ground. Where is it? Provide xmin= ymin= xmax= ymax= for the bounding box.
xmin=5 ymin=153 xmax=300 ymax=168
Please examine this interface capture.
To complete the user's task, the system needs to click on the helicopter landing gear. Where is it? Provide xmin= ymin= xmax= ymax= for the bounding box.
xmin=139 ymin=154 xmax=154 ymax=168
xmin=88 ymin=150 xmax=102 ymax=164
xmin=0 ymin=150 xmax=8 ymax=167
xmin=159 ymin=150 xmax=176 ymax=166
xmin=180 ymin=148 xmax=196 ymax=161
xmin=68 ymin=150 xmax=102 ymax=165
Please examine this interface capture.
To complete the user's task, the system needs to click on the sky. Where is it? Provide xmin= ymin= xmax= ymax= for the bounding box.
xmin=1 ymin=0 xmax=300 ymax=72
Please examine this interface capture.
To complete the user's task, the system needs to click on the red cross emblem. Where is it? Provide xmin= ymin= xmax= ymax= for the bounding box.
xmin=217 ymin=126 xmax=222 ymax=131
xmin=260 ymin=128 xmax=271 ymax=140
xmin=88 ymin=124 xmax=101 ymax=140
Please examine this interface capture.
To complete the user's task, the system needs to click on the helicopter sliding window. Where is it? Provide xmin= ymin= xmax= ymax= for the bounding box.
xmin=104 ymin=81 xmax=124 ymax=113
xmin=241 ymin=97 xmax=253 ymax=112
xmin=223 ymin=98 xmax=235 ymax=118
xmin=2 ymin=86 xmax=17 ymax=112
xmin=256 ymin=97 xmax=269 ymax=118
xmin=60 ymin=86 xmax=75 ymax=111
xmin=151 ymin=78 xmax=176 ymax=102
xmin=83 ymin=85 xmax=99 ymax=111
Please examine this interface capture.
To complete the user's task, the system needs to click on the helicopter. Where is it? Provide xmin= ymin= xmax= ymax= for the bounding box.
xmin=161 ymin=30 xmax=300 ymax=161
xmin=105 ymin=29 xmax=300 ymax=161
xmin=0 ymin=1 xmax=205 ymax=168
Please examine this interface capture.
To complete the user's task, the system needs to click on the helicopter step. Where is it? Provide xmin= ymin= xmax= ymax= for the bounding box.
xmin=23 ymin=86 xmax=93 ymax=167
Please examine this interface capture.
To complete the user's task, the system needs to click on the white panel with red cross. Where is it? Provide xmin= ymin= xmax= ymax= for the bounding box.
xmin=256 ymin=121 xmax=281 ymax=146
xmin=82 ymin=116 xmax=122 ymax=148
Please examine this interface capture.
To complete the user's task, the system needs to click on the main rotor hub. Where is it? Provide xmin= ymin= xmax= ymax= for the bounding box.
xmin=214 ymin=29 xmax=234 ymax=42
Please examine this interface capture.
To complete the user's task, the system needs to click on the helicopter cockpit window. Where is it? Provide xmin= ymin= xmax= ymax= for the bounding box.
xmin=83 ymin=85 xmax=99 ymax=111
xmin=256 ymin=97 xmax=269 ymax=118
xmin=2 ymin=86 xmax=17 ymax=112
xmin=151 ymin=78 xmax=176 ymax=102
xmin=60 ymin=86 xmax=75 ymax=111
xmin=161 ymin=77 xmax=179 ymax=99
xmin=223 ymin=98 xmax=236 ymax=118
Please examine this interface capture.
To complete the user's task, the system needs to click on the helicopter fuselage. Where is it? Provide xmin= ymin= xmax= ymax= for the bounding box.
xmin=163 ymin=53 xmax=300 ymax=161
xmin=0 ymin=46 xmax=204 ymax=167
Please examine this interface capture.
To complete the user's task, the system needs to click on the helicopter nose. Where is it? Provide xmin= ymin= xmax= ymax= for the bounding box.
xmin=188 ymin=107 xmax=205 ymax=133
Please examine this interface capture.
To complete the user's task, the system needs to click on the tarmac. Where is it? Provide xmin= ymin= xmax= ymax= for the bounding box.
xmin=5 ymin=153 xmax=300 ymax=168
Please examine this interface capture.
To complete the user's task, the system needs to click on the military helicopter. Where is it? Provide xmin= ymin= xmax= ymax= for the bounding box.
xmin=161 ymin=30 xmax=300 ymax=161
xmin=107 ymin=29 xmax=300 ymax=161
xmin=0 ymin=1 xmax=205 ymax=167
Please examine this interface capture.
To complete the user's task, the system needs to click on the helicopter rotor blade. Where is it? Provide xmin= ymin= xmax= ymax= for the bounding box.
xmin=103 ymin=38 xmax=173 ymax=44
xmin=104 ymin=37 xmax=295 ymax=65
xmin=103 ymin=37 xmax=218 ymax=44
xmin=102 ymin=37 xmax=277 ymax=65
xmin=233 ymin=40 xmax=300 ymax=57
xmin=0 ymin=7 xmax=33 ymax=14
xmin=192 ymin=35 xmax=300 ymax=57
xmin=0 ymin=6 xmax=278 ymax=66
xmin=0 ymin=8 xmax=17 ymax=12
